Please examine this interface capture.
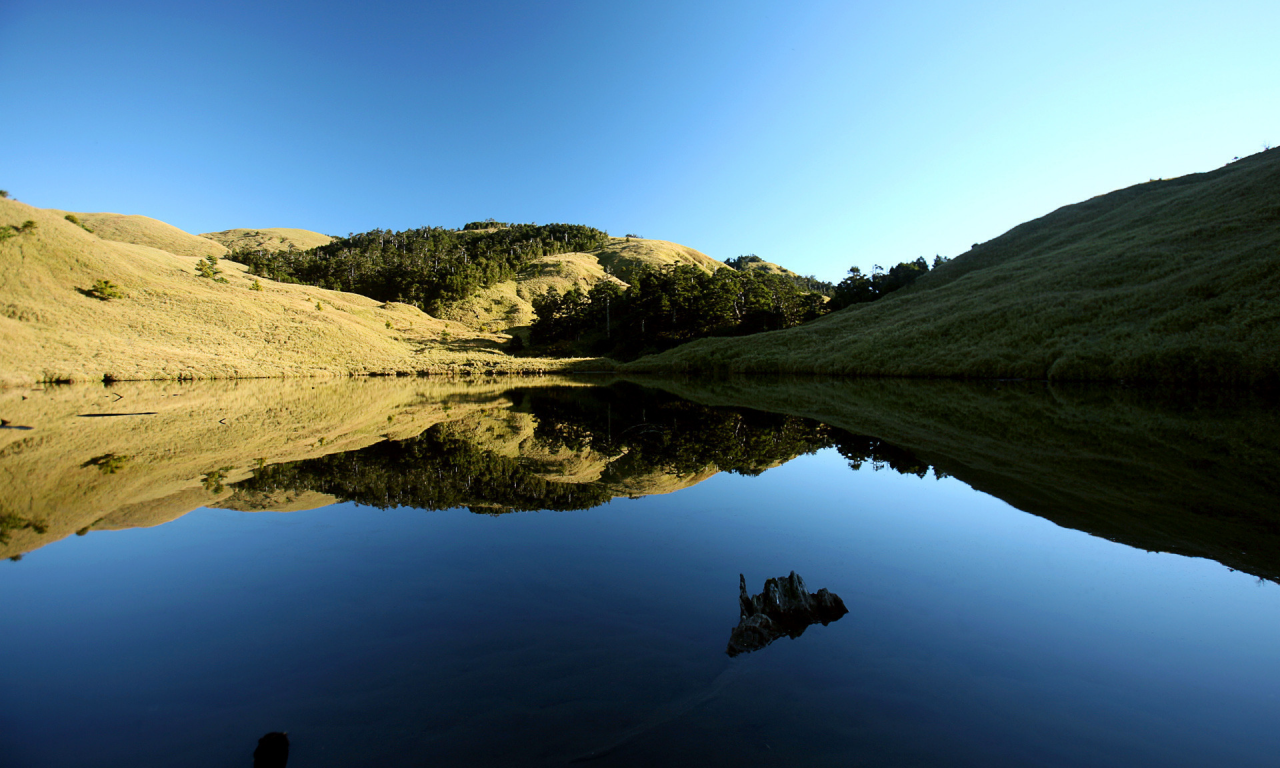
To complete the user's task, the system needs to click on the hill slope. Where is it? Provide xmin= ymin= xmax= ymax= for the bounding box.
xmin=624 ymin=149 xmax=1280 ymax=385
xmin=200 ymin=227 xmax=333 ymax=252
xmin=53 ymin=211 xmax=229 ymax=259
xmin=440 ymin=236 xmax=723 ymax=332
xmin=725 ymin=254 xmax=801 ymax=278
xmin=0 ymin=200 xmax=581 ymax=385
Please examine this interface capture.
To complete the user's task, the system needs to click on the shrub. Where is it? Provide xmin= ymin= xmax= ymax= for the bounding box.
xmin=316 ymin=301 xmax=323 ymax=310
xmin=85 ymin=279 xmax=126 ymax=301
xmin=65 ymin=214 xmax=94 ymax=233
xmin=196 ymin=254 xmax=229 ymax=283
xmin=251 ymin=279 xmax=263 ymax=291
xmin=0 ymin=190 xmax=8 ymax=198
xmin=19 ymin=220 xmax=36 ymax=232
xmin=201 ymin=466 xmax=234 ymax=494
xmin=81 ymin=453 xmax=130 ymax=473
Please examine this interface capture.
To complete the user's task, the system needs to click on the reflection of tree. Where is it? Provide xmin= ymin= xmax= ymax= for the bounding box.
xmin=235 ymin=427 xmax=614 ymax=513
xmin=832 ymin=435 xmax=937 ymax=478
xmin=516 ymin=384 xmax=837 ymax=478
xmin=228 ymin=385 xmax=940 ymax=513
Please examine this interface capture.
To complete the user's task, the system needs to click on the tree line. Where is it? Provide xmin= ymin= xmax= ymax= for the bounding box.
xmin=527 ymin=264 xmax=828 ymax=360
xmin=723 ymin=254 xmax=836 ymax=296
xmin=231 ymin=222 xmax=609 ymax=314
xmin=527 ymin=254 xmax=950 ymax=360
xmin=828 ymin=256 xmax=949 ymax=311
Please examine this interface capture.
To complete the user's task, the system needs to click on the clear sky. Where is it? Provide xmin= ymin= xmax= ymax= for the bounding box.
xmin=2 ymin=0 xmax=1276 ymax=282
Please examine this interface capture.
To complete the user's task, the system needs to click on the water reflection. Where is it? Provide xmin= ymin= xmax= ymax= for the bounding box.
xmin=5 ymin=377 xmax=1280 ymax=766
xmin=226 ymin=384 xmax=850 ymax=514
xmin=3 ymin=376 xmax=1279 ymax=585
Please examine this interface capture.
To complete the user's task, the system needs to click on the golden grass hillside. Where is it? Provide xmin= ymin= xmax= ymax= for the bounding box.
xmin=52 ymin=210 xmax=229 ymax=259
xmin=624 ymin=149 xmax=1280 ymax=385
xmin=591 ymin=236 xmax=723 ymax=283
xmin=731 ymin=257 xmax=800 ymax=277
xmin=437 ymin=251 xmax=627 ymax=332
xmin=0 ymin=199 xmax=594 ymax=385
xmin=200 ymin=227 xmax=334 ymax=252
xmin=441 ymin=237 xmax=723 ymax=333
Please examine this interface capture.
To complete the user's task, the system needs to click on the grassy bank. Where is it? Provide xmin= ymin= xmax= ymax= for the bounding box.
xmin=622 ymin=149 xmax=1280 ymax=385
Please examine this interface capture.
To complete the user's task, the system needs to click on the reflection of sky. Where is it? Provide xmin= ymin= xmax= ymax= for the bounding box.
xmin=2 ymin=447 xmax=1279 ymax=766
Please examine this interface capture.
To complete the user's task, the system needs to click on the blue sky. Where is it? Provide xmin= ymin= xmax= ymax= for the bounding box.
xmin=2 ymin=0 xmax=1276 ymax=281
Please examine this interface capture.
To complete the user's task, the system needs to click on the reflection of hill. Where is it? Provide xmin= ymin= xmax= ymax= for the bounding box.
xmin=13 ymin=376 xmax=1265 ymax=584
xmin=225 ymin=384 xmax=834 ymax=515
xmin=0 ymin=377 xmax=574 ymax=559
xmin=1 ymin=378 xmax=840 ymax=559
xmin=634 ymin=376 xmax=1280 ymax=582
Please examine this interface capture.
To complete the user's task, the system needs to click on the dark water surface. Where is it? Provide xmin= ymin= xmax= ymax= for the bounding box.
xmin=2 ymin=379 xmax=1279 ymax=766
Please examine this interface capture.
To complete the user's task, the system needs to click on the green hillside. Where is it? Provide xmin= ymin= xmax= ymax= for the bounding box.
xmin=623 ymin=149 xmax=1280 ymax=386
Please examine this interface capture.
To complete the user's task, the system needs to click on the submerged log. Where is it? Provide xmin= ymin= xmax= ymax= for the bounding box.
xmin=727 ymin=571 xmax=848 ymax=657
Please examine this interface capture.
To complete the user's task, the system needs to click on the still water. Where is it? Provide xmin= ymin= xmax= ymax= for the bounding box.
xmin=1 ymin=378 xmax=1278 ymax=766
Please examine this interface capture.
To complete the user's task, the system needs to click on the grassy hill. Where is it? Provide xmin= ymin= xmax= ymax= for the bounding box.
xmin=52 ymin=211 xmax=229 ymax=259
xmin=439 ymin=236 xmax=723 ymax=333
xmin=725 ymin=254 xmax=800 ymax=278
xmin=590 ymin=236 xmax=723 ymax=283
xmin=201 ymin=227 xmax=333 ymax=252
xmin=436 ymin=251 xmax=627 ymax=332
xmin=624 ymin=149 xmax=1280 ymax=386
xmin=0 ymin=199 xmax=588 ymax=385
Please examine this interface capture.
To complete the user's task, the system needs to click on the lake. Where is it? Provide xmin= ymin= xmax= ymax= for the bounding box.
xmin=2 ymin=376 xmax=1278 ymax=767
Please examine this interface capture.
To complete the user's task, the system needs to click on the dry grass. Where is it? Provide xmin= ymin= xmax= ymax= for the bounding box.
xmin=733 ymin=258 xmax=799 ymax=277
xmin=50 ymin=210 xmax=229 ymax=259
xmin=0 ymin=199 xmax=599 ymax=385
xmin=624 ymin=149 xmax=1280 ymax=386
xmin=438 ymin=237 xmax=723 ymax=333
xmin=437 ymin=251 xmax=627 ymax=331
xmin=589 ymin=236 xmax=724 ymax=284
xmin=201 ymin=227 xmax=334 ymax=252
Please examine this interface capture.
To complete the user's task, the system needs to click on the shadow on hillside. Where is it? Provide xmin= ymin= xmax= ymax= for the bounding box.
xmin=412 ymin=336 xmax=506 ymax=356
